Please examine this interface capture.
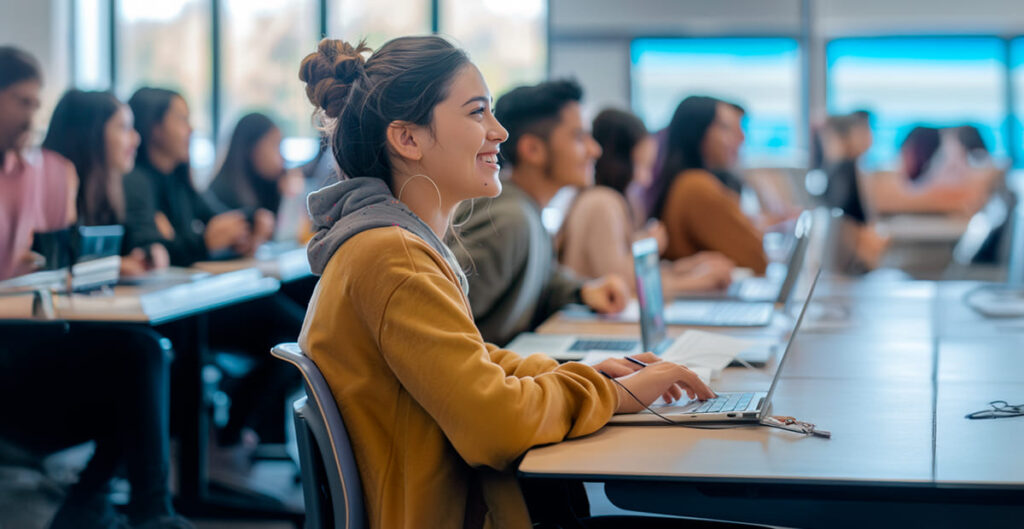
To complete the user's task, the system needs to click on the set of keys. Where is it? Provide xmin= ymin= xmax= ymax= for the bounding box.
xmin=761 ymin=415 xmax=832 ymax=438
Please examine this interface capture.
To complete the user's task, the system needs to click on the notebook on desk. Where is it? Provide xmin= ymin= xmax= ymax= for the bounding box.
xmin=608 ymin=268 xmax=819 ymax=425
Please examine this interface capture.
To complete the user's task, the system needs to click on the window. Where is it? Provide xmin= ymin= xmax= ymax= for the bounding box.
xmin=221 ymin=0 xmax=319 ymax=166
xmin=327 ymin=0 xmax=431 ymax=49
xmin=631 ymin=38 xmax=802 ymax=167
xmin=441 ymin=0 xmax=547 ymax=99
xmin=1012 ymin=38 xmax=1024 ymax=167
xmin=72 ymin=0 xmax=110 ymax=90
xmin=828 ymin=37 xmax=1008 ymax=170
xmin=116 ymin=0 xmax=215 ymax=173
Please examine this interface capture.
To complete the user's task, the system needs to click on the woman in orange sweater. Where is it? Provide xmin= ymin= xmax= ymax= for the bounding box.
xmin=647 ymin=96 xmax=768 ymax=274
xmin=296 ymin=37 xmax=714 ymax=529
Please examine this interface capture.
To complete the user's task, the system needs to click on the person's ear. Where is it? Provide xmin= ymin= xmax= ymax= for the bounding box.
xmin=386 ymin=121 xmax=424 ymax=162
xmin=517 ymin=133 xmax=548 ymax=168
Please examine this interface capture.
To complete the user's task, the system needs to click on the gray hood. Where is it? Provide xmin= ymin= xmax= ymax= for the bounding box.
xmin=306 ymin=177 xmax=468 ymax=293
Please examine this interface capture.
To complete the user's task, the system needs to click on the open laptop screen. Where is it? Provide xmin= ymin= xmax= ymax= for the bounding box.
xmin=632 ymin=238 xmax=666 ymax=352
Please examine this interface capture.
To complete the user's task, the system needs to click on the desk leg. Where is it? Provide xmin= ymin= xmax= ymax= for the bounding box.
xmin=163 ymin=314 xmax=302 ymax=523
xmin=162 ymin=315 xmax=209 ymax=509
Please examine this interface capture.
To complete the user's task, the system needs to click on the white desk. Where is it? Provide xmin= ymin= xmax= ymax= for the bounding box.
xmin=518 ymin=277 xmax=1024 ymax=528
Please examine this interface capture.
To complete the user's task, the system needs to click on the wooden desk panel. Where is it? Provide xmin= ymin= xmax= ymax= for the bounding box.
xmin=935 ymin=381 xmax=1024 ymax=486
xmin=520 ymin=379 xmax=933 ymax=484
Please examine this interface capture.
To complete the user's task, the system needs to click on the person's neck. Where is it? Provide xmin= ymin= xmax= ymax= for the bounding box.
xmin=392 ymin=173 xmax=455 ymax=239
xmin=507 ymin=165 xmax=562 ymax=208
xmin=147 ymin=147 xmax=179 ymax=175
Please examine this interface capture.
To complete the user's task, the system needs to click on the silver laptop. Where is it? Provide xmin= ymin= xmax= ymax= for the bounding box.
xmin=678 ymin=210 xmax=813 ymax=305
xmin=504 ymin=238 xmax=681 ymax=361
xmin=609 ymin=268 xmax=820 ymax=425
xmin=561 ymin=237 xmax=777 ymax=328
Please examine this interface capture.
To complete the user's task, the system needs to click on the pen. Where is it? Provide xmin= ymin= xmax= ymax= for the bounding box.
xmin=625 ymin=356 xmax=648 ymax=368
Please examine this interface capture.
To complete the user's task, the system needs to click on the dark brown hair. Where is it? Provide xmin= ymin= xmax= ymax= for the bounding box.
xmin=0 ymin=46 xmax=41 ymax=90
xmin=648 ymin=95 xmax=744 ymax=219
xmin=592 ymin=108 xmax=649 ymax=196
xmin=42 ymin=90 xmax=125 ymax=225
xmin=298 ymin=36 xmax=470 ymax=189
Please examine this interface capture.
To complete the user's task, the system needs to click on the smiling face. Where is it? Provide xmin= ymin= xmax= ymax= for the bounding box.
xmin=402 ymin=64 xmax=508 ymax=203
xmin=542 ymin=102 xmax=602 ymax=189
xmin=104 ymin=105 xmax=141 ymax=175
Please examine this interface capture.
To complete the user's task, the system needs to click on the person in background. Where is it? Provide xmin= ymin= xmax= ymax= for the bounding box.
xmin=646 ymin=95 xmax=768 ymax=274
xmin=206 ymin=112 xmax=305 ymax=223
xmin=124 ymin=88 xmax=303 ymax=452
xmin=297 ymin=35 xmax=719 ymax=529
xmin=866 ymin=125 xmax=993 ymax=217
xmin=0 ymin=46 xmax=192 ymax=529
xmin=123 ymin=87 xmax=270 ymax=266
xmin=452 ymin=79 xmax=630 ymax=346
xmin=0 ymin=47 xmax=76 ymax=281
xmin=818 ymin=111 xmax=889 ymax=271
xmin=41 ymin=89 xmax=170 ymax=276
xmin=557 ymin=108 xmax=734 ymax=296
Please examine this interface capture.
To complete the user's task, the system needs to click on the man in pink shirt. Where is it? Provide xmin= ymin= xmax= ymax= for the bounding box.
xmin=0 ymin=46 xmax=76 ymax=281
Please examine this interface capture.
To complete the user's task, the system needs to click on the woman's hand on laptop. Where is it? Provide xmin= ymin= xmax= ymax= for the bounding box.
xmin=613 ymin=362 xmax=716 ymax=414
xmin=591 ymin=352 xmax=662 ymax=378
xmin=581 ymin=275 xmax=630 ymax=314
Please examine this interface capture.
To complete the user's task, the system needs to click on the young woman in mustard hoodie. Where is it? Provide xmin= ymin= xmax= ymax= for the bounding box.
xmin=297 ymin=36 xmax=716 ymax=529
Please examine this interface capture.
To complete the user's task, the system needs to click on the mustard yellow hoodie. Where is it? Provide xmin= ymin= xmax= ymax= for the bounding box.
xmin=299 ymin=224 xmax=618 ymax=529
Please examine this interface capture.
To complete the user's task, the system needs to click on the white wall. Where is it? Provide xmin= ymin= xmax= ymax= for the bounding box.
xmin=0 ymin=0 xmax=70 ymax=142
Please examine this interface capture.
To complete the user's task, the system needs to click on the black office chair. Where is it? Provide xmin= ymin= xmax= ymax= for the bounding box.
xmin=271 ymin=343 xmax=366 ymax=529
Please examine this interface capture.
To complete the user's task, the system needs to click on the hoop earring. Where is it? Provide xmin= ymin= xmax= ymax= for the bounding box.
xmin=397 ymin=173 xmax=442 ymax=210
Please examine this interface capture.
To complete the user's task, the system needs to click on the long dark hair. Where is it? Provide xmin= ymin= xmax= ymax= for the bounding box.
xmin=648 ymin=95 xmax=729 ymax=219
xmin=298 ymin=36 xmax=470 ymax=189
xmin=900 ymin=126 xmax=941 ymax=182
xmin=42 ymin=89 xmax=125 ymax=225
xmin=208 ymin=112 xmax=282 ymax=212
xmin=592 ymin=108 xmax=649 ymax=196
xmin=128 ymin=87 xmax=192 ymax=182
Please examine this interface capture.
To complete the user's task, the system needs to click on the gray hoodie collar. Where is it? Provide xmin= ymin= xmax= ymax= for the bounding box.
xmin=306 ymin=177 xmax=468 ymax=294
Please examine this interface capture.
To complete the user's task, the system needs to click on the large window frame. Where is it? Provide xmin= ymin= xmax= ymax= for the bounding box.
xmin=83 ymin=0 xmax=550 ymax=169
xmin=630 ymin=36 xmax=806 ymax=168
xmin=826 ymin=35 xmax=1014 ymax=170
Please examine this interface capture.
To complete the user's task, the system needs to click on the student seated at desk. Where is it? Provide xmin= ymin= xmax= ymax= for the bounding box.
xmin=123 ymin=88 xmax=271 ymax=266
xmin=41 ymin=89 xmax=170 ymax=276
xmin=0 ymin=46 xmax=191 ymax=529
xmin=206 ymin=112 xmax=309 ymax=241
xmin=451 ymin=79 xmax=629 ymax=346
xmin=866 ymin=125 xmax=995 ymax=217
xmin=557 ymin=108 xmax=734 ymax=296
xmin=297 ymin=36 xmax=724 ymax=529
xmin=818 ymin=111 xmax=889 ymax=271
xmin=646 ymin=96 xmax=768 ymax=274
xmin=125 ymin=87 xmax=303 ymax=451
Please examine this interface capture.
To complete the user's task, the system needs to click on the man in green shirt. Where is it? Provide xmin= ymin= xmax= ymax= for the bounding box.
xmin=453 ymin=79 xmax=629 ymax=346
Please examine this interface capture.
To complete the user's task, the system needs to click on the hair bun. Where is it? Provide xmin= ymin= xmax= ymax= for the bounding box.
xmin=299 ymin=38 xmax=372 ymax=118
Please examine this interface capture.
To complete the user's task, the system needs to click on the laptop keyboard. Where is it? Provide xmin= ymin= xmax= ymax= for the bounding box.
xmin=567 ymin=339 xmax=637 ymax=352
xmin=737 ymin=280 xmax=779 ymax=300
xmin=694 ymin=392 xmax=757 ymax=414
xmin=668 ymin=302 xmax=773 ymax=326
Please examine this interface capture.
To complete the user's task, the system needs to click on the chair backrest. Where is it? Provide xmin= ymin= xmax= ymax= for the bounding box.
xmin=271 ymin=343 xmax=366 ymax=529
